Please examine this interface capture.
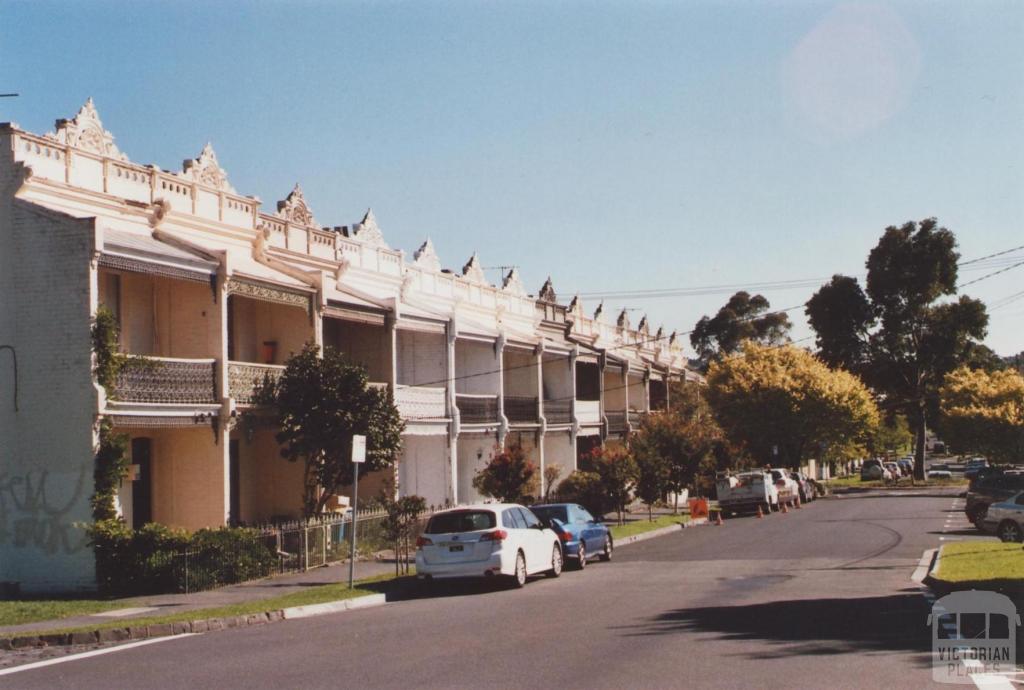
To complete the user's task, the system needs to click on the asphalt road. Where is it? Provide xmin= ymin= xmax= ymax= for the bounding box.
xmin=6 ymin=491 xmax=967 ymax=689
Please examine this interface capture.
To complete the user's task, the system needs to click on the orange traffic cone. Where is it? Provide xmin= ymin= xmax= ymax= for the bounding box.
xmin=716 ymin=512 xmax=724 ymax=526
xmin=782 ymin=501 xmax=789 ymax=514
xmin=756 ymin=505 xmax=764 ymax=519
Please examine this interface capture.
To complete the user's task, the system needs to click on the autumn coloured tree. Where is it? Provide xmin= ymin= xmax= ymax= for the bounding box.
xmin=706 ymin=342 xmax=879 ymax=469
xmin=939 ymin=367 xmax=1024 ymax=464
xmin=472 ymin=442 xmax=539 ymax=504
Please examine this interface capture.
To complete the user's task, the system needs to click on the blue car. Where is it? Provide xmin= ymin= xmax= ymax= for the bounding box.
xmin=530 ymin=503 xmax=613 ymax=569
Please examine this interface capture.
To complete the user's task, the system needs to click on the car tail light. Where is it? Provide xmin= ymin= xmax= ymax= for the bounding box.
xmin=558 ymin=530 xmax=572 ymax=542
xmin=479 ymin=529 xmax=508 ymax=543
xmin=415 ymin=536 xmax=432 ymax=549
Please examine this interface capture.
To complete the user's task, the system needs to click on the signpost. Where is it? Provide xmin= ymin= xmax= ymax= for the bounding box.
xmin=348 ymin=435 xmax=366 ymax=589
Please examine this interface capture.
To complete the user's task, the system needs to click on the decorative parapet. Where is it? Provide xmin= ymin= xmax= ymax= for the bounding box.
xmin=276 ymin=184 xmax=318 ymax=227
xmin=113 ymin=357 xmax=217 ymax=404
xmin=538 ymin=277 xmax=556 ymax=303
xmin=413 ymin=238 xmax=442 ymax=272
xmin=462 ymin=253 xmax=487 ymax=284
xmin=48 ymin=98 xmax=126 ymax=160
xmin=501 ymin=267 xmax=526 ymax=297
xmin=181 ymin=143 xmax=236 ymax=193
xmin=353 ymin=209 xmax=389 ymax=248
xmin=228 ymin=362 xmax=285 ymax=405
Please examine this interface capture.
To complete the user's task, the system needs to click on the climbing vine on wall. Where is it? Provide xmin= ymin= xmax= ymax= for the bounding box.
xmin=91 ymin=419 xmax=129 ymax=522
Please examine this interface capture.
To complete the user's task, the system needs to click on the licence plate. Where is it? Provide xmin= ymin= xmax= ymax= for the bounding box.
xmin=448 ymin=544 xmax=464 ymax=552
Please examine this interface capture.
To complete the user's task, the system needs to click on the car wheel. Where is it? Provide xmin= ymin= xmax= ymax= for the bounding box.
xmin=973 ymin=509 xmax=988 ymax=532
xmin=547 ymin=544 xmax=563 ymax=578
xmin=599 ymin=535 xmax=613 ymax=562
xmin=576 ymin=543 xmax=587 ymax=570
xmin=998 ymin=521 xmax=1023 ymax=543
xmin=512 ymin=550 xmax=527 ymax=587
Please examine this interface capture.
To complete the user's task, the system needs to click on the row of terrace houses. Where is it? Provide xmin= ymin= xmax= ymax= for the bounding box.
xmin=0 ymin=101 xmax=695 ymax=591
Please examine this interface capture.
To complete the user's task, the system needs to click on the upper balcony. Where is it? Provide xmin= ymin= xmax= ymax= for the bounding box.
xmin=228 ymin=362 xmax=285 ymax=406
xmin=543 ymin=398 xmax=573 ymax=425
xmin=504 ymin=396 xmax=538 ymax=424
xmin=114 ymin=357 xmax=217 ymax=405
xmin=504 ymin=346 xmax=539 ymax=426
xmin=395 ymin=328 xmax=449 ymax=423
xmin=456 ymin=394 xmax=500 ymax=425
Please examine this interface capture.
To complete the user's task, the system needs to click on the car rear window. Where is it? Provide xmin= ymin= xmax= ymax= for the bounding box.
xmin=531 ymin=506 xmax=568 ymax=523
xmin=426 ymin=510 xmax=496 ymax=534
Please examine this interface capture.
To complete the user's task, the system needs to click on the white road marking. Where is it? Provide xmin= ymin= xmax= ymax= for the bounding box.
xmin=0 ymin=633 xmax=199 ymax=676
xmin=971 ymin=672 xmax=1016 ymax=689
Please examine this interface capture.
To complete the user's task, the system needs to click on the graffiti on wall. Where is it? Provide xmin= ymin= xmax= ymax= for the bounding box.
xmin=0 ymin=465 xmax=89 ymax=555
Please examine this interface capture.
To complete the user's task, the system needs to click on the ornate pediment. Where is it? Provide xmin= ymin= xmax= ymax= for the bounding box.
xmin=50 ymin=98 xmax=126 ymax=160
xmin=354 ymin=208 xmax=389 ymax=248
xmin=616 ymin=309 xmax=631 ymax=331
xmin=462 ymin=253 xmax=487 ymax=284
xmin=655 ymin=326 xmax=664 ymax=342
xmin=413 ymin=237 xmax=441 ymax=272
xmin=538 ymin=277 xmax=556 ymax=303
xmin=669 ymin=330 xmax=677 ymax=345
xmin=501 ymin=267 xmax=526 ymax=296
xmin=181 ymin=143 xmax=236 ymax=193
xmin=594 ymin=301 xmax=604 ymax=320
xmin=638 ymin=315 xmax=649 ymax=336
xmin=276 ymin=184 xmax=317 ymax=227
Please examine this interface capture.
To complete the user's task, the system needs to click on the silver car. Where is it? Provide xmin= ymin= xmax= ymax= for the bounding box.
xmin=983 ymin=492 xmax=1024 ymax=542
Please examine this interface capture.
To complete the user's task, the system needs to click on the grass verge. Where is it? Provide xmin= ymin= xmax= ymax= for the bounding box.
xmin=0 ymin=571 xmax=409 ymax=638
xmin=0 ymin=599 xmax=128 ymax=627
xmin=609 ymin=514 xmax=689 ymax=540
xmin=825 ymin=475 xmax=966 ymax=490
xmin=931 ymin=542 xmax=1024 ymax=588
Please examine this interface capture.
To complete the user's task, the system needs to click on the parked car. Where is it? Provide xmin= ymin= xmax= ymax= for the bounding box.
xmin=789 ymin=471 xmax=815 ymax=503
xmin=861 ymin=459 xmax=885 ymax=480
xmin=927 ymin=468 xmax=953 ymax=480
xmin=716 ymin=471 xmax=779 ymax=515
xmin=770 ymin=469 xmax=799 ymax=506
xmin=964 ymin=458 xmax=990 ymax=480
xmin=530 ymin=503 xmax=612 ymax=569
xmin=966 ymin=473 xmax=1024 ymax=531
xmin=982 ymin=492 xmax=1024 ymax=542
xmin=415 ymin=504 xmax=563 ymax=587
xmin=897 ymin=459 xmax=914 ymax=477
xmin=884 ymin=462 xmax=902 ymax=480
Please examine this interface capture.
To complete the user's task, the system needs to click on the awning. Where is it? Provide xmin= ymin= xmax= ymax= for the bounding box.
xmin=226 ymin=253 xmax=315 ymax=313
xmin=99 ymin=228 xmax=218 ymax=284
xmin=324 ymin=294 xmax=389 ymax=326
xmin=397 ymin=302 xmax=449 ymax=334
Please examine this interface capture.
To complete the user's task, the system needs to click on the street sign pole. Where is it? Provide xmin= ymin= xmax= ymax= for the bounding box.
xmin=348 ymin=435 xmax=366 ymax=589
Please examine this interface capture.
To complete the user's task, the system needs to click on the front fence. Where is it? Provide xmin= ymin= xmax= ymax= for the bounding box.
xmin=173 ymin=508 xmax=437 ymax=594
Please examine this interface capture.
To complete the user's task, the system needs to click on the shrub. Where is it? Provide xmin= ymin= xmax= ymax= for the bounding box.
xmin=554 ymin=471 xmax=616 ymax=518
xmin=89 ymin=521 xmax=275 ymax=595
xmin=472 ymin=442 xmax=539 ymax=504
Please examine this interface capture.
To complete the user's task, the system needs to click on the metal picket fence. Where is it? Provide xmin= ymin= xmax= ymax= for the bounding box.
xmin=174 ymin=507 xmax=438 ymax=594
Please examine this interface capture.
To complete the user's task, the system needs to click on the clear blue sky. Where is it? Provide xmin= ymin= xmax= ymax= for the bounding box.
xmin=3 ymin=1 xmax=1022 ymax=355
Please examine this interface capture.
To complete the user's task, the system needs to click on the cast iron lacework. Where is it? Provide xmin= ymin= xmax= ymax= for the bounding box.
xmin=226 ymin=278 xmax=312 ymax=314
xmin=113 ymin=359 xmax=217 ymax=404
xmin=229 ymin=362 xmax=285 ymax=405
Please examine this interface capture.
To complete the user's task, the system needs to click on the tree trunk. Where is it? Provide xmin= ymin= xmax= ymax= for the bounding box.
xmin=914 ymin=405 xmax=927 ymax=481
xmin=673 ymin=492 xmax=679 ymax=515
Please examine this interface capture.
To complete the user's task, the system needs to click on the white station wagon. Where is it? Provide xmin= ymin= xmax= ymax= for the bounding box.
xmin=415 ymin=504 xmax=564 ymax=587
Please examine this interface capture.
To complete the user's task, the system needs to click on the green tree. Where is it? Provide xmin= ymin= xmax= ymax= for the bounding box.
xmin=805 ymin=218 xmax=989 ymax=479
xmin=690 ymin=291 xmax=791 ymax=371
xmin=265 ymin=343 xmax=404 ymax=517
xmin=472 ymin=442 xmax=539 ymax=504
xmin=632 ymin=442 xmax=669 ymax=522
xmin=706 ymin=342 xmax=879 ymax=470
xmin=380 ymin=492 xmax=428 ymax=576
xmin=587 ymin=446 xmax=638 ymax=525
xmin=554 ymin=471 xmax=616 ymax=518
xmin=939 ymin=366 xmax=1024 ymax=463
xmin=870 ymin=414 xmax=913 ymax=456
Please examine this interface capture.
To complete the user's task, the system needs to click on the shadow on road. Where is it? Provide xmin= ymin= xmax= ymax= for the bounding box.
xmin=614 ymin=594 xmax=933 ymax=663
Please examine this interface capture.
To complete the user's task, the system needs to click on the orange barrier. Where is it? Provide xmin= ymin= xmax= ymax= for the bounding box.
xmin=688 ymin=498 xmax=709 ymax=519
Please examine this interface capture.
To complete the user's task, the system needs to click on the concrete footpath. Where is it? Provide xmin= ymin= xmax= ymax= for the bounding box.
xmin=0 ymin=559 xmax=396 ymax=638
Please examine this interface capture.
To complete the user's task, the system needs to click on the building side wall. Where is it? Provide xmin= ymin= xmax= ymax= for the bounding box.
xmin=0 ymin=201 xmax=97 ymax=592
